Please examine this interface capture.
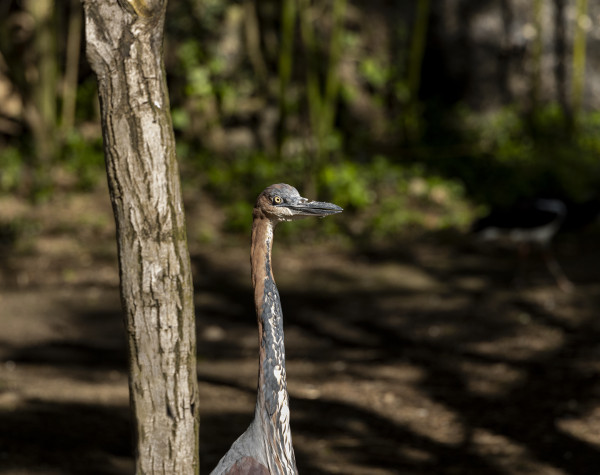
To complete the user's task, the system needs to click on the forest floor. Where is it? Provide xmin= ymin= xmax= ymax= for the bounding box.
xmin=1 ymin=188 xmax=600 ymax=475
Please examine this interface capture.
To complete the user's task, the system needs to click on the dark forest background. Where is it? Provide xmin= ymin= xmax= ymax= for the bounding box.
xmin=0 ymin=0 xmax=599 ymax=239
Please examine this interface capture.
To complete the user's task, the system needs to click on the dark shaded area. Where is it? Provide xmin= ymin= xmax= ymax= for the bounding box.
xmin=195 ymin=233 xmax=600 ymax=473
xmin=2 ymin=226 xmax=600 ymax=473
xmin=3 ymin=0 xmax=600 ymax=225
xmin=0 ymin=401 xmax=131 ymax=475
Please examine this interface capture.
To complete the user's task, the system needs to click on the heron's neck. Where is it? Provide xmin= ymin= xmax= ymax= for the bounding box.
xmin=250 ymin=214 xmax=297 ymax=474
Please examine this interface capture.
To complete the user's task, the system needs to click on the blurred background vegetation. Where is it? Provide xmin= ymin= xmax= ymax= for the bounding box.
xmin=1 ymin=0 xmax=599 ymax=243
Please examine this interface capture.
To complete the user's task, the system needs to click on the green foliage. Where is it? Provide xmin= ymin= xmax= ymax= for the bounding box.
xmin=359 ymin=58 xmax=391 ymax=90
xmin=3 ymin=0 xmax=599 ymax=245
xmin=177 ymin=40 xmax=218 ymax=99
xmin=0 ymin=147 xmax=24 ymax=193
xmin=60 ymin=132 xmax=105 ymax=190
xmin=345 ymin=99 xmax=600 ymax=227
xmin=320 ymin=156 xmax=471 ymax=238
xmin=184 ymin=147 xmax=472 ymax=238
xmin=0 ymin=215 xmax=40 ymax=254
xmin=320 ymin=161 xmax=375 ymax=209
xmin=75 ymin=78 xmax=100 ymax=123
xmin=189 ymin=151 xmax=282 ymax=232
xmin=298 ymin=0 xmax=347 ymax=175
xmin=458 ymin=104 xmax=600 ymax=205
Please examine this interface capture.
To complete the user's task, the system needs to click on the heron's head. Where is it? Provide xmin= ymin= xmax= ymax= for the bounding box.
xmin=255 ymin=183 xmax=343 ymax=223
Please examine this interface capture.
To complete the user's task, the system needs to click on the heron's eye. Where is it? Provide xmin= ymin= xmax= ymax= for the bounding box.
xmin=273 ymin=196 xmax=283 ymax=205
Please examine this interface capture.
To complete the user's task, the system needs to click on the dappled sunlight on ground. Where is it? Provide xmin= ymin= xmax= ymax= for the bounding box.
xmin=1 ymin=191 xmax=600 ymax=474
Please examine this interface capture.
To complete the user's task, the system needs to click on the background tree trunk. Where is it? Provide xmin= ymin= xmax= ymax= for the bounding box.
xmin=530 ymin=0 xmax=543 ymax=110
xmin=572 ymin=0 xmax=589 ymax=118
xmin=553 ymin=0 xmax=571 ymax=127
xmin=23 ymin=0 xmax=57 ymax=185
xmin=82 ymin=1 xmax=199 ymax=473
xmin=60 ymin=0 xmax=82 ymax=139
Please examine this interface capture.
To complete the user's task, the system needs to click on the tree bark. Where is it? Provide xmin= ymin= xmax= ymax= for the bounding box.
xmin=61 ymin=0 xmax=83 ymax=138
xmin=23 ymin=0 xmax=57 ymax=167
xmin=572 ymin=0 xmax=589 ymax=117
xmin=553 ymin=0 xmax=572 ymax=127
xmin=81 ymin=1 xmax=199 ymax=473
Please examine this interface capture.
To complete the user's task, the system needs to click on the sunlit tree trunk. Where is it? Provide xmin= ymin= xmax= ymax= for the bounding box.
xmin=82 ymin=1 xmax=199 ymax=473
xmin=276 ymin=0 xmax=297 ymax=158
xmin=323 ymin=0 xmax=346 ymax=142
xmin=244 ymin=0 xmax=268 ymax=86
xmin=404 ymin=0 xmax=430 ymax=142
xmin=298 ymin=0 xmax=346 ymax=196
xmin=23 ymin=0 xmax=57 ymax=170
xmin=553 ymin=0 xmax=571 ymax=126
xmin=572 ymin=0 xmax=589 ymax=117
xmin=61 ymin=0 xmax=82 ymax=138
xmin=530 ymin=0 xmax=543 ymax=109
xmin=407 ymin=0 xmax=430 ymax=107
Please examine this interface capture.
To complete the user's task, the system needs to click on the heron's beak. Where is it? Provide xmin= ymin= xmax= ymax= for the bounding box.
xmin=286 ymin=199 xmax=343 ymax=217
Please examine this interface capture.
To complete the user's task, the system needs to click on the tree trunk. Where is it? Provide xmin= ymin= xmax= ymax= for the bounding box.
xmin=572 ymin=0 xmax=589 ymax=117
xmin=61 ymin=0 xmax=83 ymax=138
xmin=404 ymin=0 xmax=430 ymax=142
xmin=530 ymin=0 xmax=543 ymax=109
xmin=23 ymin=0 xmax=57 ymax=169
xmin=276 ymin=0 xmax=297 ymax=158
xmin=298 ymin=0 xmax=346 ymax=196
xmin=82 ymin=1 xmax=199 ymax=473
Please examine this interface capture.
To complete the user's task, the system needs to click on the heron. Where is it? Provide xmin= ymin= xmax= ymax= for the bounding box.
xmin=211 ymin=183 xmax=343 ymax=475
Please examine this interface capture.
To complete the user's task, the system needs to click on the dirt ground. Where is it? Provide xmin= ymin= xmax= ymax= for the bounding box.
xmin=1 ymin=190 xmax=600 ymax=475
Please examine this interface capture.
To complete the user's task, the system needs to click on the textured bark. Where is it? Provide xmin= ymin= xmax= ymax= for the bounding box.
xmin=82 ymin=1 xmax=199 ymax=473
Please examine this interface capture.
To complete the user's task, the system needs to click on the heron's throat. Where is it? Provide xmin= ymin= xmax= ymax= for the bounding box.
xmin=251 ymin=216 xmax=276 ymax=313
xmin=250 ymin=216 xmax=297 ymax=474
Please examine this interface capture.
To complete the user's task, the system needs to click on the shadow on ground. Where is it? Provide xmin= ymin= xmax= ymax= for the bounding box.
xmin=1 ymin=229 xmax=600 ymax=474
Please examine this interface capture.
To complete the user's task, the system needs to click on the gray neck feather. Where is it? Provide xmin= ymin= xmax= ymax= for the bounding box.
xmin=250 ymin=217 xmax=298 ymax=474
xmin=210 ymin=216 xmax=298 ymax=475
